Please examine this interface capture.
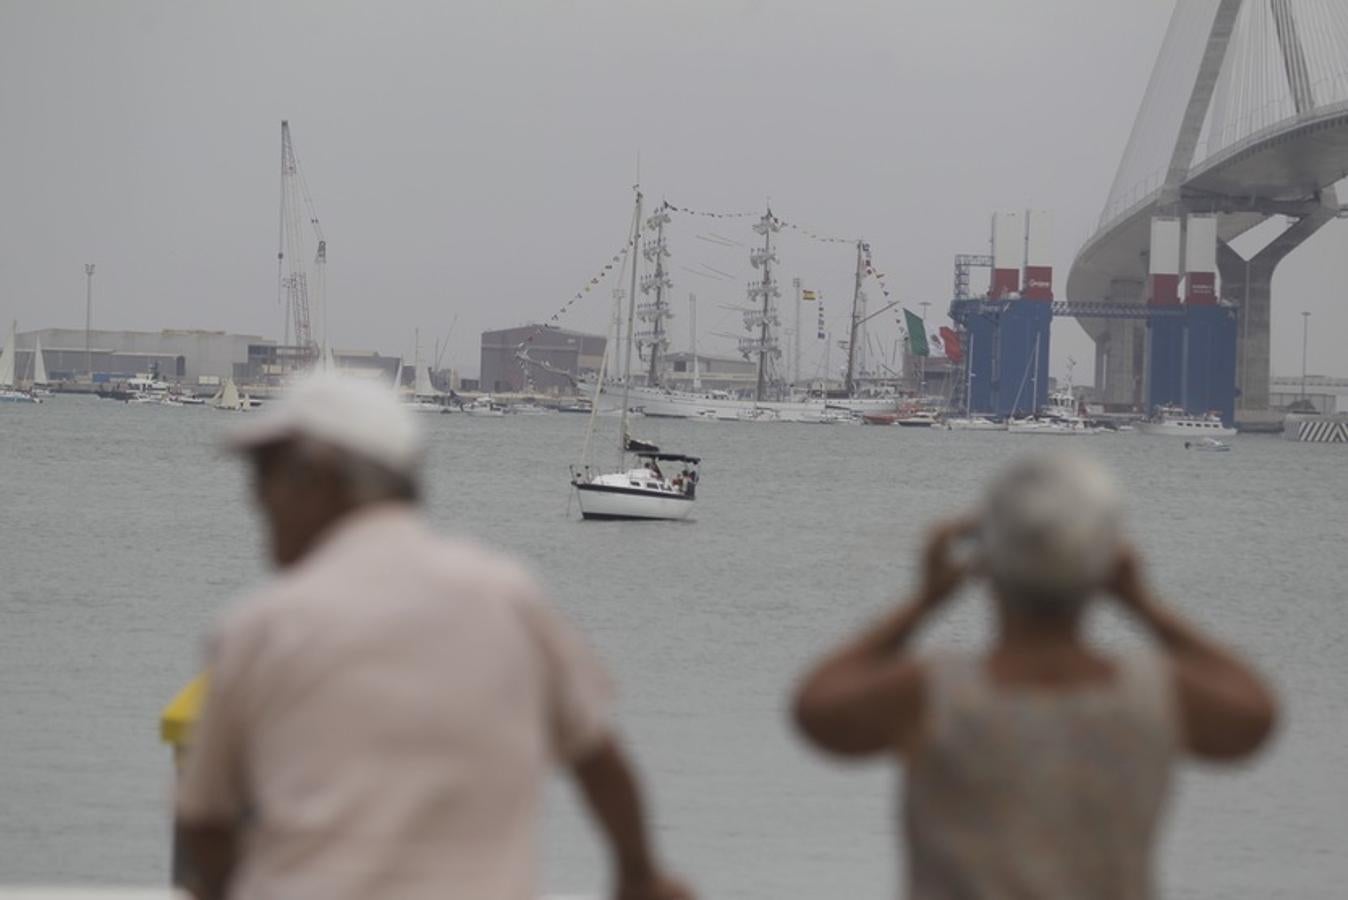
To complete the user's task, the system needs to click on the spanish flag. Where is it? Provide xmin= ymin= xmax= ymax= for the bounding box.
xmin=801 ymin=289 xmax=817 ymax=301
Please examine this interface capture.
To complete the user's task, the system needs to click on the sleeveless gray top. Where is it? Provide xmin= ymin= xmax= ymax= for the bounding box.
xmin=903 ymin=653 xmax=1178 ymax=900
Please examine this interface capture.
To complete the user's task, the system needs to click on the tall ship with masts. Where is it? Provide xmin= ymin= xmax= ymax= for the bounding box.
xmin=614 ymin=206 xmax=899 ymax=421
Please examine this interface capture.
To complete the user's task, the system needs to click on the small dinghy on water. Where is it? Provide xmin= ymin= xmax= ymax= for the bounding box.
xmin=571 ymin=185 xmax=702 ymax=522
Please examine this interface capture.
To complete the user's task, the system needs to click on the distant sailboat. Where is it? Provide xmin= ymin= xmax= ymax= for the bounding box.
xmin=31 ymin=335 xmax=48 ymax=384
xmin=402 ymin=329 xmax=448 ymax=413
xmin=1 ymin=320 xmax=41 ymax=404
xmin=211 ymin=378 xmax=250 ymax=411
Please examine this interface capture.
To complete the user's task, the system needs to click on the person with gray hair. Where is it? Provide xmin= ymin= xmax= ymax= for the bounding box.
xmin=175 ymin=372 xmax=692 ymax=900
xmin=793 ymin=452 xmax=1277 ymax=899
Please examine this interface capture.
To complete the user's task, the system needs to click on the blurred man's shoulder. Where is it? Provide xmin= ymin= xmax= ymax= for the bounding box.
xmin=210 ymin=572 xmax=314 ymax=648
xmin=430 ymin=531 xmax=543 ymax=598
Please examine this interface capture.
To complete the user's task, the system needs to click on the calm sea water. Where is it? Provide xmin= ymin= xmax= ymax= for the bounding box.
xmin=1 ymin=396 xmax=1344 ymax=897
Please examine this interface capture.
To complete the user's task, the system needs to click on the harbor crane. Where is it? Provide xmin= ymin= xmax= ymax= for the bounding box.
xmin=276 ymin=120 xmax=326 ymax=363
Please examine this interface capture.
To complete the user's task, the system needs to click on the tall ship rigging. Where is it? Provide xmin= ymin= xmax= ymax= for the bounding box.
xmin=613 ymin=210 xmax=899 ymax=420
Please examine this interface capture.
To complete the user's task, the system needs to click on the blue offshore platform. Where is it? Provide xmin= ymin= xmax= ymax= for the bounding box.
xmin=948 ymin=296 xmax=1238 ymax=424
xmin=950 ymin=212 xmax=1238 ymax=425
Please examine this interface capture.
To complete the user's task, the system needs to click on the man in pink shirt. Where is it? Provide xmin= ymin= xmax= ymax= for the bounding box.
xmin=175 ymin=373 xmax=691 ymax=900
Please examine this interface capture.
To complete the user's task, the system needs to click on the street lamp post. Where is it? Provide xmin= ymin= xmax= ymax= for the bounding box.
xmin=1300 ymin=310 xmax=1310 ymax=404
xmin=918 ymin=301 xmax=932 ymax=395
xmin=84 ymin=264 xmax=95 ymax=380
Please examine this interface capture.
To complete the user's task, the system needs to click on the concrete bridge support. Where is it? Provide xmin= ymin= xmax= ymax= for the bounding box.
xmin=1217 ymin=191 xmax=1337 ymax=414
xmin=1092 ymin=279 xmax=1144 ymax=408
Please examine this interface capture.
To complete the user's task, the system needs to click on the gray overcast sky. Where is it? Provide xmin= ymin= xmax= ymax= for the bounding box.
xmin=1 ymin=0 xmax=1343 ymax=381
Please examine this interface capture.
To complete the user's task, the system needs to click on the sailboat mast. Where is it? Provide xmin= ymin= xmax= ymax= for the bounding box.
xmin=844 ymin=240 xmax=865 ymax=396
xmin=743 ymin=206 xmax=781 ymax=403
xmin=689 ymin=293 xmax=700 ymax=390
xmin=965 ymin=331 xmax=975 ymax=414
xmin=756 ymin=216 xmax=771 ymax=401
xmin=792 ymin=276 xmax=802 ymax=389
xmin=618 ymin=188 xmax=643 ymax=455
xmin=1032 ymin=333 xmax=1040 ymax=414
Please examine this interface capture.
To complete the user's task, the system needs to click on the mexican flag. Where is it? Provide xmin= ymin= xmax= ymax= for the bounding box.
xmin=904 ymin=309 xmax=929 ymax=357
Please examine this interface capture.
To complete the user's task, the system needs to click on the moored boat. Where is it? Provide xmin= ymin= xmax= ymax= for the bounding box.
xmin=1137 ymin=405 xmax=1236 ymax=438
xmin=943 ymin=415 xmax=1004 ymax=431
xmin=570 ymin=186 xmax=703 ymax=522
xmin=463 ymin=396 xmax=506 ymax=417
xmin=0 ymin=320 xmax=41 ymax=403
xmin=896 ymin=409 xmax=938 ymax=427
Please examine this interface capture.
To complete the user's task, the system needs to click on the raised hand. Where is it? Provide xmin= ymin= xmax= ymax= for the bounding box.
xmin=1105 ymin=543 xmax=1154 ymax=614
xmin=916 ymin=517 xmax=979 ymax=611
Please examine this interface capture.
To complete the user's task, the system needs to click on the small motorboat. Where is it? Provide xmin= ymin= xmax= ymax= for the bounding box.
xmin=1185 ymin=437 xmax=1231 ymax=452
xmin=896 ymin=409 xmax=938 ymax=428
xmin=862 ymin=412 xmax=898 ymax=426
xmin=735 ymin=407 xmax=779 ymax=423
xmin=505 ymin=402 xmax=554 ymax=416
xmin=943 ymin=415 xmax=1005 ymax=431
xmin=464 ymin=396 xmax=506 ymax=417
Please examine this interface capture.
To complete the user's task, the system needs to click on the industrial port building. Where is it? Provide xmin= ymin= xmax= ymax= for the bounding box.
xmin=479 ymin=326 xmax=606 ymax=394
xmin=13 ymin=328 xmax=267 ymax=384
xmin=11 ymin=328 xmax=403 ymax=387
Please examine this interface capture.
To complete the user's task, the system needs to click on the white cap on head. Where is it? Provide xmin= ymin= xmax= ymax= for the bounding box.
xmin=227 ymin=371 xmax=423 ymax=475
xmin=981 ymin=453 xmax=1123 ymax=602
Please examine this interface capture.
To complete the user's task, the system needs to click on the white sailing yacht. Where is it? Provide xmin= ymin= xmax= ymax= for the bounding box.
xmin=210 ymin=378 xmax=250 ymax=411
xmin=571 ymin=187 xmax=701 ymax=521
xmin=30 ymin=336 xmax=52 ymax=397
xmin=1 ymin=320 xmax=41 ymax=404
xmin=400 ymin=330 xmax=448 ymax=413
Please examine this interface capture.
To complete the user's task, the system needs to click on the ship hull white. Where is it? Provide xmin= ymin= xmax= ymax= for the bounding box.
xmin=574 ymin=484 xmax=695 ymax=521
xmin=590 ymin=383 xmax=895 ymax=421
xmin=1137 ymin=421 xmax=1236 ymax=438
xmin=943 ymin=418 xmax=1005 ymax=431
xmin=1008 ymin=420 xmax=1099 ymax=435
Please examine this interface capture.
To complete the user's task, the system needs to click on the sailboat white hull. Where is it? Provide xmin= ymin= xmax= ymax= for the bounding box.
xmin=0 ymin=389 xmax=41 ymax=404
xmin=574 ymin=483 xmax=695 ymax=520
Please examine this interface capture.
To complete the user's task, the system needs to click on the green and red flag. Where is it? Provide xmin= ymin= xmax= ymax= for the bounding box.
xmin=904 ymin=309 xmax=929 ymax=357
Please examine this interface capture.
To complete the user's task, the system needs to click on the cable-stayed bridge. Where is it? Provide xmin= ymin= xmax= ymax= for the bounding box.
xmin=1068 ymin=0 xmax=1348 ymax=420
